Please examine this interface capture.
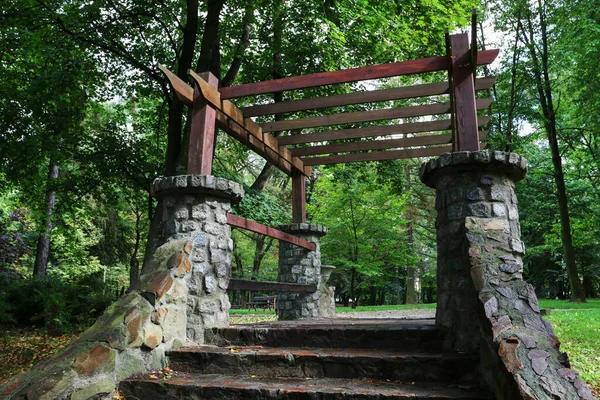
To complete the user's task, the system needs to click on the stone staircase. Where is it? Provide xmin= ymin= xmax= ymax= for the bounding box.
xmin=119 ymin=319 xmax=494 ymax=399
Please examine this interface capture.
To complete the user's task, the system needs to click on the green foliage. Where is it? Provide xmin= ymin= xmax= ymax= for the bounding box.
xmin=0 ymin=270 xmax=125 ymax=334
xmin=309 ymin=163 xmax=413 ymax=305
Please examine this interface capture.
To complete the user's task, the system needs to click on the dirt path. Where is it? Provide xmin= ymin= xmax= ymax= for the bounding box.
xmin=336 ymin=309 xmax=435 ymax=320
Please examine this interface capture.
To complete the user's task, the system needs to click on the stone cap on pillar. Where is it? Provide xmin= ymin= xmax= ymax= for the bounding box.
xmin=419 ymin=150 xmax=528 ymax=188
xmin=151 ymin=175 xmax=244 ymax=204
xmin=278 ymin=223 xmax=328 ymax=237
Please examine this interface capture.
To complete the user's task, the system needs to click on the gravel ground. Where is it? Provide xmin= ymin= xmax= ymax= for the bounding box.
xmin=337 ymin=309 xmax=435 ymax=319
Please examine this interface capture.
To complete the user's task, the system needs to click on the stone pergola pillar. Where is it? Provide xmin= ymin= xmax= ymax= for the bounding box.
xmin=419 ymin=151 xmax=595 ymax=399
xmin=419 ymin=151 xmax=527 ymax=352
xmin=276 ymin=223 xmax=331 ymax=320
xmin=147 ymin=175 xmax=244 ymax=343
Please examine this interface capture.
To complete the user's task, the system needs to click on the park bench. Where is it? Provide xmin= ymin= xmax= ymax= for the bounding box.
xmin=247 ymin=295 xmax=276 ymax=311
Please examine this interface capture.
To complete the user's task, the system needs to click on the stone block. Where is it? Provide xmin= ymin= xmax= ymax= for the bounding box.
xmin=467 ymin=202 xmax=492 ymax=217
xmin=72 ymin=344 xmax=116 ymax=376
xmin=151 ymin=308 xmax=167 ymax=325
xmin=528 ymin=349 xmax=550 ymax=375
xmin=162 ymin=307 xmax=186 ymax=343
xmin=143 ymin=322 xmax=163 ymax=349
xmin=490 ymin=186 xmax=508 ymax=201
xmin=26 ymin=367 xmax=77 ymax=400
xmin=466 ymin=187 xmax=485 ymax=201
xmin=204 ymin=275 xmax=217 ymax=293
xmin=204 ymin=222 xmax=225 ymax=236
xmin=144 ymin=270 xmax=174 ymax=305
xmin=498 ymin=338 xmax=522 ymax=373
xmin=71 ymin=377 xmax=114 ymax=400
xmin=492 ymin=203 xmax=507 ymax=217
xmin=117 ymin=349 xmax=147 ymax=382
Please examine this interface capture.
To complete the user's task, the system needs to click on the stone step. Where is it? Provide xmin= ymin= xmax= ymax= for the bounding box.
xmin=205 ymin=319 xmax=442 ymax=351
xmin=119 ymin=373 xmax=494 ymax=399
xmin=168 ymin=345 xmax=480 ymax=383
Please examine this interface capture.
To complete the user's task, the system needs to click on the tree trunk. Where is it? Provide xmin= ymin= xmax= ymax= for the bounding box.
xmin=350 ymin=267 xmax=357 ymax=309
xmin=521 ymin=2 xmax=586 ymax=302
xmin=404 ymin=166 xmax=418 ymax=304
xmin=33 ymin=158 xmax=59 ymax=277
xmin=250 ymin=0 xmax=284 ymax=191
xmin=129 ymin=210 xmax=142 ymax=288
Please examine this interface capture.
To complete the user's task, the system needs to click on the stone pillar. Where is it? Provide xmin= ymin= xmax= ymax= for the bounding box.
xmin=420 ymin=151 xmax=595 ymax=399
xmin=147 ymin=175 xmax=243 ymax=343
xmin=419 ymin=151 xmax=527 ymax=352
xmin=276 ymin=223 xmax=330 ymax=320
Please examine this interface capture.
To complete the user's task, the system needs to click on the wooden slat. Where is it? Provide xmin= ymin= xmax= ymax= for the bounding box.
xmin=290 ymin=124 xmax=490 ymax=156
xmin=262 ymin=98 xmax=492 ymax=134
xmin=227 ymin=214 xmax=316 ymax=251
xmin=451 ymin=33 xmax=480 ymax=151
xmin=227 ymin=279 xmax=317 ymax=293
xmin=188 ymin=72 xmax=218 ymax=175
xmin=159 ymin=65 xmax=193 ymax=105
xmin=219 ymin=49 xmax=499 ymax=99
xmin=291 ymin=134 xmax=452 ymax=156
xmin=279 ymin=119 xmax=451 ymax=145
xmin=292 ymin=170 xmax=306 ymax=223
xmin=242 ymin=77 xmax=496 ymax=118
xmin=302 ymin=145 xmax=453 ymax=166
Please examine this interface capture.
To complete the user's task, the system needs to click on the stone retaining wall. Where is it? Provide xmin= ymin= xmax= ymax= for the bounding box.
xmin=0 ymin=175 xmax=243 ymax=400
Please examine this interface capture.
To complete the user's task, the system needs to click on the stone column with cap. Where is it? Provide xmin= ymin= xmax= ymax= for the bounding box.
xmin=420 ymin=151 xmax=595 ymax=400
xmin=276 ymin=223 xmax=330 ymax=320
xmin=146 ymin=175 xmax=244 ymax=343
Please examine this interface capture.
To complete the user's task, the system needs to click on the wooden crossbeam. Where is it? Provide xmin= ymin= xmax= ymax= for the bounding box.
xmin=302 ymin=145 xmax=453 ymax=166
xmin=292 ymin=130 xmax=489 ymax=157
xmin=262 ymin=98 xmax=492 ymax=134
xmin=279 ymin=115 xmax=491 ymax=146
xmin=159 ymin=66 xmax=311 ymax=177
xmin=220 ymin=49 xmax=499 ymax=99
xmin=242 ymin=77 xmax=496 ymax=118
xmin=227 ymin=279 xmax=317 ymax=293
xmin=227 ymin=213 xmax=316 ymax=251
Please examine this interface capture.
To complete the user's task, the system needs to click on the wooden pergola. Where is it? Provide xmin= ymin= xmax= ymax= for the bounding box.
xmin=160 ymin=29 xmax=498 ymax=251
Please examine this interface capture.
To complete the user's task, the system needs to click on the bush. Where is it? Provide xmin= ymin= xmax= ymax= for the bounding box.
xmin=0 ymin=272 xmax=120 ymax=334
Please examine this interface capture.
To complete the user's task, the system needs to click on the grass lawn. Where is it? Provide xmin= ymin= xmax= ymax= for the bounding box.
xmin=545 ymin=308 xmax=600 ymax=395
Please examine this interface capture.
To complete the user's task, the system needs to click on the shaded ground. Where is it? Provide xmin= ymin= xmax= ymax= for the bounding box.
xmin=0 ymin=329 xmax=79 ymax=385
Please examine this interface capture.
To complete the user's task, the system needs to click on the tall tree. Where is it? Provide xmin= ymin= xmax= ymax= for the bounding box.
xmin=490 ymin=0 xmax=586 ymax=301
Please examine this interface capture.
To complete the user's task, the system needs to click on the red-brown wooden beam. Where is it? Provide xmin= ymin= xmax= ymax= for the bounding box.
xmin=188 ymin=72 xmax=218 ymax=174
xmin=242 ymin=77 xmax=496 ymax=118
xmin=220 ymin=50 xmax=499 ymax=99
xmin=450 ymin=33 xmax=480 ymax=151
xmin=263 ymin=98 xmax=491 ymax=134
xmin=292 ymin=170 xmax=306 ymax=223
xmin=301 ymin=145 xmax=453 ymax=166
xmin=227 ymin=214 xmax=316 ymax=251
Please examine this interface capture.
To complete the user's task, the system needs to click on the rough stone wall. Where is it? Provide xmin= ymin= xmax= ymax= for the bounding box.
xmin=0 ymin=175 xmax=243 ymax=400
xmin=277 ymin=224 xmax=333 ymax=320
xmin=420 ymin=151 xmax=595 ymax=400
